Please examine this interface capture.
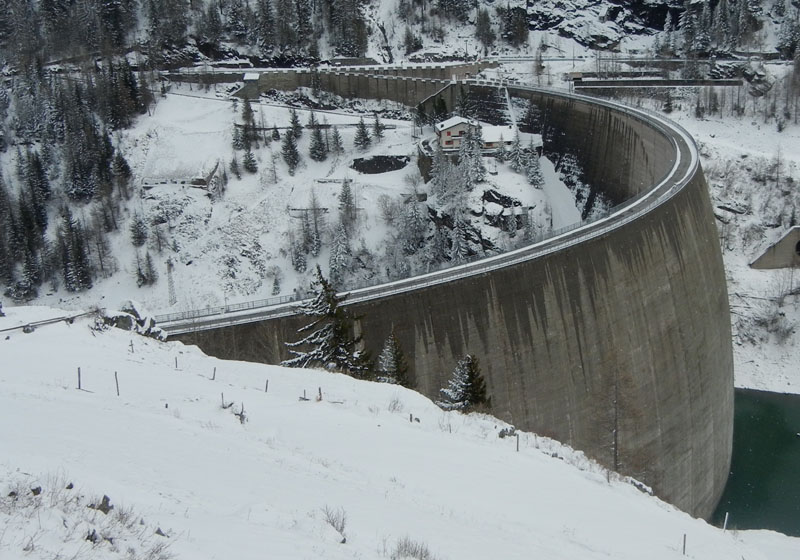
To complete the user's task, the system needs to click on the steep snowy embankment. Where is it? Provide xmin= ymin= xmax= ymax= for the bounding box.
xmin=0 ymin=306 xmax=797 ymax=559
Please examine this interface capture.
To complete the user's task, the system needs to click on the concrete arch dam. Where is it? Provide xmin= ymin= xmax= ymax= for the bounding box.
xmin=167 ymin=85 xmax=733 ymax=519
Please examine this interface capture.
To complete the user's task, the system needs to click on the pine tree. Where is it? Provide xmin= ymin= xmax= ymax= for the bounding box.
xmin=272 ymin=125 xmax=281 ymax=141
xmin=243 ymin=149 xmax=258 ymax=173
xmin=255 ymin=0 xmax=275 ymax=52
xmin=291 ymin=241 xmax=307 ymax=272
xmin=232 ymin=125 xmax=246 ymax=150
xmin=436 ymin=354 xmax=490 ymax=412
xmin=353 ymin=117 xmax=371 ymax=150
xmin=282 ymin=265 xmax=370 ymax=377
xmin=475 ymin=8 xmax=495 ymax=49
xmin=309 ymin=126 xmax=328 ymax=161
xmin=526 ymin=151 xmax=544 ymax=189
xmin=338 ymin=179 xmax=357 ymax=231
xmin=376 ymin=331 xmax=410 ymax=387
xmin=281 ymin=130 xmax=300 ymax=175
xmin=242 ymin=97 xmax=254 ymax=125
xmin=289 ymin=108 xmax=303 ymax=138
xmin=130 ymin=213 xmax=148 ymax=247
xmin=331 ymin=125 xmax=344 ymax=155
xmin=58 ymin=207 xmax=93 ymax=292
xmin=509 ymin=132 xmax=526 ymax=173
xmin=230 ymin=154 xmax=242 ymax=179
xmin=372 ymin=113 xmax=384 ymax=141
xmin=450 ymin=218 xmax=470 ymax=264
xmin=328 ymin=222 xmax=351 ymax=286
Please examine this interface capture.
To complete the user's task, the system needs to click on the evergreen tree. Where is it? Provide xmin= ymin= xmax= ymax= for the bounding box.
xmin=58 ymin=207 xmax=93 ymax=292
xmin=401 ymin=195 xmax=426 ymax=255
xmin=242 ymin=97 xmax=254 ymax=125
xmin=243 ymin=149 xmax=258 ymax=173
xmin=282 ymin=265 xmax=370 ymax=377
xmin=354 ymin=117 xmax=371 ymax=150
xmin=450 ymin=218 xmax=471 ymax=264
xmin=129 ymin=213 xmax=148 ymax=247
xmin=232 ymin=124 xmax=246 ymax=150
xmin=272 ymin=125 xmax=281 ymax=141
xmin=372 ymin=113 xmax=384 ymax=141
xmin=230 ymin=154 xmax=242 ymax=179
xmin=509 ymin=132 xmax=525 ymax=173
xmin=310 ymin=126 xmax=328 ymax=161
xmin=338 ymin=179 xmax=357 ymax=232
xmin=328 ymin=222 xmax=352 ymax=286
xmin=289 ymin=108 xmax=303 ymax=138
xmin=291 ymin=241 xmax=307 ymax=272
xmin=255 ymin=0 xmax=275 ymax=52
xmin=331 ymin=125 xmax=344 ymax=154
xmin=436 ymin=354 xmax=490 ymax=412
xmin=526 ymin=151 xmax=544 ymax=189
xmin=376 ymin=331 xmax=410 ymax=387
xmin=475 ymin=8 xmax=495 ymax=49
xmin=281 ymin=130 xmax=301 ymax=175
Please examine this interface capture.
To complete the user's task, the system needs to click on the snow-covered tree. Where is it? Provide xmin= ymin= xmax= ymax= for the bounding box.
xmin=372 ymin=113 xmax=384 ymax=141
xmin=376 ymin=331 xmax=410 ymax=387
xmin=509 ymin=132 xmax=526 ymax=173
xmin=331 ymin=125 xmax=344 ymax=155
xmin=282 ymin=265 xmax=371 ymax=377
xmin=475 ymin=8 xmax=495 ymax=49
xmin=354 ymin=117 xmax=371 ymax=150
xmin=289 ymin=108 xmax=303 ymax=138
xmin=338 ymin=179 xmax=356 ymax=232
xmin=449 ymin=218 xmax=471 ymax=264
xmin=329 ymin=222 xmax=352 ymax=286
xmin=58 ymin=207 xmax=93 ymax=293
xmin=243 ymin=149 xmax=258 ymax=173
xmin=310 ymin=125 xmax=328 ymax=162
xmin=526 ymin=152 xmax=544 ymax=189
xmin=282 ymin=130 xmax=300 ymax=175
xmin=129 ymin=213 xmax=148 ymax=247
xmin=436 ymin=354 xmax=490 ymax=412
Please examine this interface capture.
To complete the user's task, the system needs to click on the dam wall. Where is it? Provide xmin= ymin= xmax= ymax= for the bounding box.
xmin=172 ymin=86 xmax=733 ymax=519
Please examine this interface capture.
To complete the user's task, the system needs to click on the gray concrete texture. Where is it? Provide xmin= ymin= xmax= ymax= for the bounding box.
xmin=750 ymin=226 xmax=800 ymax=269
xmin=175 ymin=86 xmax=733 ymax=520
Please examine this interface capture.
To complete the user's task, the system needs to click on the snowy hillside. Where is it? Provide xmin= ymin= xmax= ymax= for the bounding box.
xmin=1 ymin=306 xmax=798 ymax=559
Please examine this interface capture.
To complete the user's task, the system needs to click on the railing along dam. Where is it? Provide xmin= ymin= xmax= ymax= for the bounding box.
xmin=161 ymin=81 xmax=733 ymax=519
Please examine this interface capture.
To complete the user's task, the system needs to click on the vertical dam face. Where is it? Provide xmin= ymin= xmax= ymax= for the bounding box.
xmin=172 ymin=84 xmax=734 ymax=519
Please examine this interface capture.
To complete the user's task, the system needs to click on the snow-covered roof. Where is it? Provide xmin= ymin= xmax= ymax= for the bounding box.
xmin=435 ymin=116 xmax=474 ymax=132
xmin=481 ymin=124 xmax=517 ymax=144
xmin=243 ymin=72 xmax=260 ymax=81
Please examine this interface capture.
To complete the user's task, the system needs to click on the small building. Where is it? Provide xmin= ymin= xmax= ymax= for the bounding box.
xmin=434 ymin=116 xmax=542 ymax=153
xmin=434 ymin=116 xmax=475 ymax=149
xmin=750 ymin=226 xmax=800 ymax=269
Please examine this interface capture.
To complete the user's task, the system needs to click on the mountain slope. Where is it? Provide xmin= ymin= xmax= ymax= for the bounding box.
xmin=0 ymin=306 xmax=797 ymax=559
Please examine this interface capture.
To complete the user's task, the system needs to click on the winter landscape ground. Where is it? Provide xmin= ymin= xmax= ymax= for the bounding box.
xmin=1 ymin=306 xmax=798 ymax=559
xmin=3 ymin=0 xmax=800 ymax=556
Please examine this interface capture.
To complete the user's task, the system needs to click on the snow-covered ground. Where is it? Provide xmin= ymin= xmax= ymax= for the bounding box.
xmin=1 ymin=306 xmax=798 ymax=559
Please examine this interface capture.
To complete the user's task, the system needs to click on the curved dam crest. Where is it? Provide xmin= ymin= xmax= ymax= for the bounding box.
xmin=169 ymin=80 xmax=734 ymax=519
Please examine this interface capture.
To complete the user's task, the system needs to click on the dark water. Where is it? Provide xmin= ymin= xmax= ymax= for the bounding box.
xmin=711 ymin=388 xmax=800 ymax=536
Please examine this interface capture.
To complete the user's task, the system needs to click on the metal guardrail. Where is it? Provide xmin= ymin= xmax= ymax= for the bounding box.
xmin=156 ymin=82 xmax=698 ymax=332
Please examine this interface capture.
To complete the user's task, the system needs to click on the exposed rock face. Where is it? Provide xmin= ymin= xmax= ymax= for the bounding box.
xmin=527 ymin=0 xmax=681 ymax=49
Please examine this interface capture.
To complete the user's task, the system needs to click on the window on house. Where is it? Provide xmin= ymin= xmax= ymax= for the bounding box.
xmin=445 ymin=140 xmax=453 ymax=145
xmin=447 ymin=131 xmax=451 ymax=136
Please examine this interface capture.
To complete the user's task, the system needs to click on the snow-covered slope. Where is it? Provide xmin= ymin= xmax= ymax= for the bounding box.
xmin=0 ymin=306 xmax=798 ymax=559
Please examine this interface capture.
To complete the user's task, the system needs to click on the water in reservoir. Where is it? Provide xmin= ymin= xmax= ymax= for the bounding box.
xmin=711 ymin=388 xmax=800 ymax=537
